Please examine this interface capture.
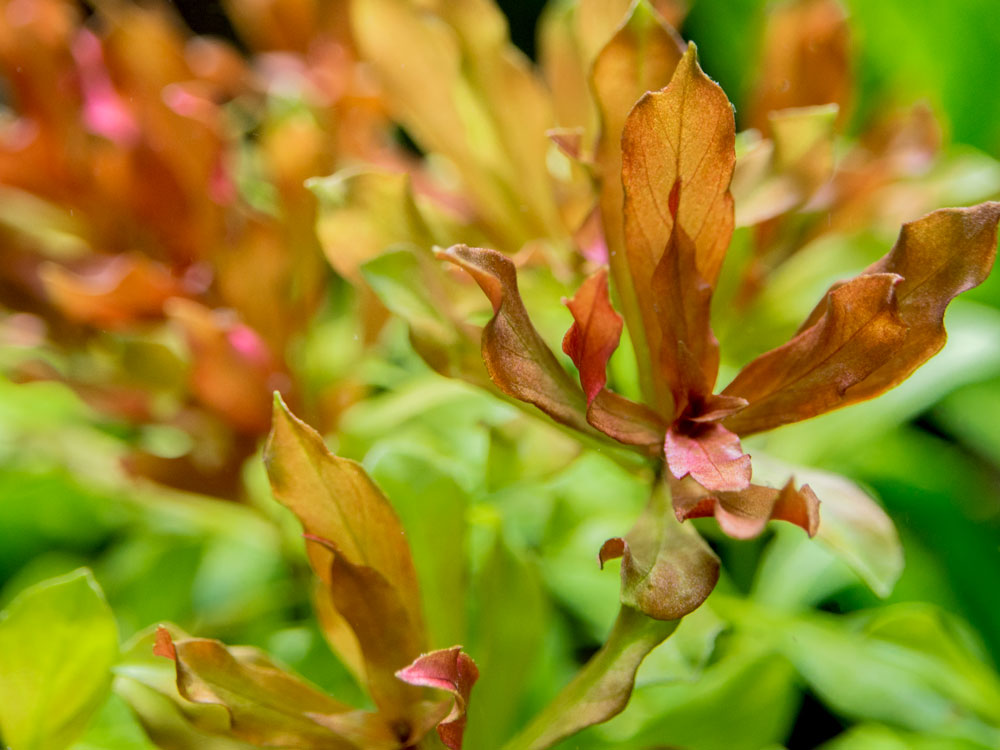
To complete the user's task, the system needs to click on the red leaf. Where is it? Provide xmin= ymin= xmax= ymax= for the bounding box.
xmin=672 ymin=475 xmax=820 ymax=539
xmin=665 ymin=422 xmax=751 ymax=492
xmin=396 ymin=647 xmax=480 ymax=750
xmin=562 ymin=269 xmax=623 ymax=404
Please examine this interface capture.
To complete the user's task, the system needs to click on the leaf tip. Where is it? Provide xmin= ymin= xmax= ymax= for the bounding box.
xmin=153 ymin=626 xmax=176 ymax=661
xmin=598 ymin=537 xmax=626 ymax=569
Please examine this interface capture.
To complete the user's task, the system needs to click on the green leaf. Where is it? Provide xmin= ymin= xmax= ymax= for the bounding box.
xmin=68 ymin=693 xmax=156 ymax=750
xmin=365 ymin=449 xmax=469 ymax=650
xmin=464 ymin=536 xmax=548 ymax=749
xmin=502 ymin=606 xmax=678 ymax=750
xmin=725 ymin=600 xmax=1000 ymax=747
xmin=820 ymin=723 xmax=993 ymax=750
xmin=594 ymin=636 xmax=799 ymax=750
xmin=751 ymin=455 xmax=903 ymax=598
xmin=0 ymin=569 xmax=118 ymax=750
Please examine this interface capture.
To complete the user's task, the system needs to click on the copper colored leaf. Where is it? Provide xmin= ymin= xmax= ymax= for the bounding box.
xmin=802 ymin=203 xmax=1000 ymax=405
xmin=41 ymin=254 xmax=187 ymax=329
xmin=562 ymin=268 xmax=623 ymax=404
xmin=748 ymin=0 xmax=851 ymax=132
xmin=304 ymin=537 xmax=426 ymax=726
xmin=500 ymin=606 xmax=678 ymax=750
xmin=591 ymin=1 xmax=684 ymax=403
xmin=671 ymin=475 xmax=820 ymax=539
xmin=153 ymin=628 xmax=396 ymax=750
xmin=621 ymin=43 xmax=736 ymax=415
xmin=723 ymin=273 xmax=908 ymax=435
xmin=396 ymin=647 xmax=480 ymax=750
xmin=436 ymin=244 xmax=591 ymax=433
xmin=664 ymin=422 xmax=751 ymax=492
xmin=166 ymin=299 xmax=276 ymax=435
xmin=263 ymin=396 xmax=426 ymax=693
xmin=599 ymin=478 xmax=720 ymax=620
xmin=588 ymin=389 xmax=666 ymax=449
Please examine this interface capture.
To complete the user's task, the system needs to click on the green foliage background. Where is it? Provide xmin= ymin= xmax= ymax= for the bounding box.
xmin=1 ymin=1 xmax=999 ymax=749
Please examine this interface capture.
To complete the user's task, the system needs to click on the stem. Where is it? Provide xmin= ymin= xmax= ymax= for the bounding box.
xmin=500 ymin=606 xmax=679 ymax=750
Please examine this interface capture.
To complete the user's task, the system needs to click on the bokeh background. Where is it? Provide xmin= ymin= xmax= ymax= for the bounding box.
xmin=1 ymin=1 xmax=999 ymax=748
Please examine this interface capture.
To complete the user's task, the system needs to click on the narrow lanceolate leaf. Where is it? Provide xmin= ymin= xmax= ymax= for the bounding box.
xmin=804 ymin=203 xmax=1000 ymax=405
xmin=599 ymin=478 xmax=720 ymax=620
xmin=500 ymin=606 xmax=678 ymax=750
xmin=592 ymin=1 xmax=684 ymax=405
xmin=397 ymin=647 xmax=480 ymax=750
xmin=436 ymin=244 xmax=592 ymax=433
xmin=621 ymin=43 xmax=736 ymax=417
xmin=264 ymin=396 xmax=427 ymax=711
xmin=670 ymin=475 xmax=821 ymax=539
xmin=747 ymin=0 xmax=851 ymax=132
xmin=153 ymin=628 xmax=397 ymax=750
xmin=305 ymin=536 xmax=425 ymax=721
xmin=723 ymin=273 xmax=908 ymax=436
xmin=563 ymin=269 xmax=623 ymax=404
xmin=562 ymin=269 xmax=666 ymax=449
xmin=665 ymin=422 xmax=751 ymax=492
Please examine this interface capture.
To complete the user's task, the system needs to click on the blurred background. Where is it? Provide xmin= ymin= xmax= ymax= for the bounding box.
xmin=1 ymin=0 xmax=999 ymax=748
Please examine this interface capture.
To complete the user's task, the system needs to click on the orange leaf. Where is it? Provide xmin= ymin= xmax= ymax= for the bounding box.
xmin=747 ymin=0 xmax=851 ymax=132
xmin=41 ymin=254 xmax=187 ymax=329
xmin=722 ymin=273 xmax=908 ymax=435
xmin=562 ymin=269 xmax=623 ymax=404
xmin=801 ymin=203 xmax=1000 ymax=404
xmin=621 ymin=43 xmax=735 ymax=417
xmin=592 ymin=2 xmax=684 ymax=404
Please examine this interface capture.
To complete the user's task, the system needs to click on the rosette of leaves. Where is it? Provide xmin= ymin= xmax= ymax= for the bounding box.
xmin=0 ymin=0 xmax=390 ymax=498
xmin=373 ymin=39 xmax=997 ymax=750
xmin=438 ymin=39 xmax=999 ymax=598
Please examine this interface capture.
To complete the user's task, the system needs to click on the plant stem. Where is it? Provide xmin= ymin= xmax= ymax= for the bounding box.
xmin=500 ymin=606 xmax=679 ymax=750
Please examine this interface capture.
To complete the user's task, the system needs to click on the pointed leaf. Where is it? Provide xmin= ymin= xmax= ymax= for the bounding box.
xmin=599 ymin=478 xmax=720 ymax=620
xmin=664 ymin=422 xmax=751 ymax=492
xmin=0 ymin=569 xmax=118 ymax=750
xmin=153 ymin=628 xmax=396 ymax=749
xmin=803 ymin=203 xmax=1000 ymax=405
xmin=723 ymin=273 xmax=909 ymax=435
xmin=671 ymin=475 xmax=821 ymax=539
xmin=561 ymin=265 xmax=666 ymax=448
xmin=500 ymin=606 xmax=678 ymax=750
xmin=397 ymin=647 xmax=480 ymax=750
xmin=621 ymin=43 xmax=736 ymax=415
xmin=436 ymin=244 xmax=592 ymax=433
xmin=592 ymin=1 xmax=684 ymax=404
xmin=562 ymin=268 xmax=623 ymax=404
xmin=305 ymin=536 xmax=425 ymax=720
xmin=263 ymin=396 xmax=427 ymax=692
